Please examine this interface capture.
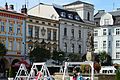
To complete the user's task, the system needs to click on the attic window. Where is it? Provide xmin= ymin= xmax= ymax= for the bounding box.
xmin=68 ymin=14 xmax=73 ymax=19
xmin=75 ymin=15 xmax=80 ymax=20
xmin=61 ymin=12 xmax=66 ymax=17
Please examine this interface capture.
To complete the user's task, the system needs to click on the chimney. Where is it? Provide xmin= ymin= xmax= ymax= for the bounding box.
xmin=117 ymin=8 xmax=120 ymax=11
xmin=21 ymin=5 xmax=27 ymax=14
xmin=5 ymin=2 xmax=8 ymax=10
xmin=9 ymin=4 xmax=14 ymax=10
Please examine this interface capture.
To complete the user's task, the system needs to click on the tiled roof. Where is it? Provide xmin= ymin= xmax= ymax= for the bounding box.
xmin=53 ymin=6 xmax=83 ymax=22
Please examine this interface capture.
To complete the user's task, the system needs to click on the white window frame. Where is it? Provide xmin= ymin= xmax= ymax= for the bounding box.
xmin=116 ymin=40 xmax=120 ymax=48
xmin=103 ymin=41 xmax=106 ymax=48
xmin=94 ymin=30 xmax=98 ymax=36
xmin=116 ymin=28 xmax=120 ymax=35
xmin=116 ymin=52 xmax=120 ymax=59
xmin=94 ymin=41 xmax=98 ymax=49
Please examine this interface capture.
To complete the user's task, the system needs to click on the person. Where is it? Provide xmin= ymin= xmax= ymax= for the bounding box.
xmin=77 ymin=72 xmax=83 ymax=80
xmin=72 ymin=67 xmax=77 ymax=80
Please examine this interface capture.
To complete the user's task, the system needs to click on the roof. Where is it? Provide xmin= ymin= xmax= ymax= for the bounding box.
xmin=109 ymin=10 xmax=120 ymax=16
xmin=53 ymin=6 xmax=83 ymax=22
xmin=94 ymin=10 xmax=120 ymax=19
xmin=63 ymin=1 xmax=93 ymax=6
xmin=94 ymin=10 xmax=105 ymax=19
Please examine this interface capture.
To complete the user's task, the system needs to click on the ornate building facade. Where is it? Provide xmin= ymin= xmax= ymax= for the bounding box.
xmin=28 ymin=1 xmax=95 ymax=56
xmin=26 ymin=15 xmax=59 ymax=54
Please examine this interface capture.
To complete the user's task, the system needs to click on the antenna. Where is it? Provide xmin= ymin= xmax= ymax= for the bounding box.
xmin=25 ymin=0 xmax=29 ymax=8
xmin=38 ymin=0 xmax=40 ymax=14
xmin=113 ymin=2 xmax=115 ymax=11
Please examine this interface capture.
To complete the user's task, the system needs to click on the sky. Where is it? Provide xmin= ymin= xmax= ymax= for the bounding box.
xmin=0 ymin=0 xmax=120 ymax=13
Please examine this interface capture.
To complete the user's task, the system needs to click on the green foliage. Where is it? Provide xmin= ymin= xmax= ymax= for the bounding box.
xmin=29 ymin=46 xmax=51 ymax=62
xmin=68 ymin=53 xmax=81 ymax=62
xmin=0 ymin=42 xmax=7 ymax=56
xmin=115 ymin=68 xmax=120 ymax=80
xmin=98 ymin=51 xmax=112 ymax=66
xmin=52 ymin=51 xmax=65 ymax=63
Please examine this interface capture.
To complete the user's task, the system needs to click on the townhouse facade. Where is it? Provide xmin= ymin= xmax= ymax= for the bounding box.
xmin=0 ymin=3 xmax=26 ymax=76
xmin=94 ymin=9 xmax=120 ymax=64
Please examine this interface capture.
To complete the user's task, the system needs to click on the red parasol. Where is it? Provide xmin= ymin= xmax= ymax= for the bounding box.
xmin=12 ymin=59 xmax=31 ymax=68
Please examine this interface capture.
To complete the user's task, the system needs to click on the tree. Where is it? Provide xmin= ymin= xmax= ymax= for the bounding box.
xmin=0 ymin=42 xmax=7 ymax=56
xmin=29 ymin=46 xmax=51 ymax=62
xmin=115 ymin=68 xmax=120 ymax=80
xmin=98 ymin=51 xmax=112 ymax=66
xmin=52 ymin=51 xmax=65 ymax=64
xmin=68 ymin=53 xmax=81 ymax=62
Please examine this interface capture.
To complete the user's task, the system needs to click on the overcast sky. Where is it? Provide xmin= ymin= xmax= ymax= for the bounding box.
xmin=0 ymin=0 xmax=120 ymax=13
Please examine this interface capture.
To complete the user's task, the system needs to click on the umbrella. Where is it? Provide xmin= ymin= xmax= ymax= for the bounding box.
xmin=12 ymin=59 xmax=31 ymax=68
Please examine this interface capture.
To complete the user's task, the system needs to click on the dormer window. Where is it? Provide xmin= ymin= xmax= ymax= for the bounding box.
xmin=104 ymin=19 xmax=109 ymax=25
xmin=61 ymin=12 xmax=66 ymax=17
xmin=75 ymin=15 xmax=80 ymax=20
xmin=68 ymin=14 xmax=73 ymax=19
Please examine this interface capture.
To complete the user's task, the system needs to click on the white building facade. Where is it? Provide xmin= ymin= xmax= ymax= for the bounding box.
xmin=94 ymin=10 xmax=120 ymax=64
xmin=28 ymin=1 xmax=94 ymax=56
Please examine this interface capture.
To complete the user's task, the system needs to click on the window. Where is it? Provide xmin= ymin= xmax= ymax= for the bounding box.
xmin=87 ymin=12 xmax=90 ymax=21
xmin=116 ymin=40 xmax=120 ymax=48
xmin=54 ymin=24 xmax=56 ymax=26
xmin=104 ymin=19 xmax=109 ymax=25
xmin=64 ymin=43 xmax=67 ymax=53
xmin=94 ymin=41 xmax=98 ymax=49
xmin=103 ymin=41 xmax=106 ymax=48
xmin=53 ymin=30 xmax=57 ymax=41
xmin=79 ymin=30 xmax=81 ymax=38
xmin=68 ymin=14 xmax=73 ymax=19
xmin=9 ymin=23 xmax=13 ymax=32
xmin=8 ymin=41 xmax=13 ymax=50
xmin=17 ymin=42 xmax=21 ymax=51
xmin=64 ymin=28 xmax=67 ymax=36
xmin=71 ymin=29 xmax=74 ymax=37
xmin=116 ymin=52 xmax=120 ymax=59
xmin=17 ymin=28 xmax=20 ymax=34
xmin=61 ymin=12 xmax=66 ymax=17
xmin=36 ymin=21 xmax=39 ymax=23
xmin=116 ymin=28 xmax=120 ymax=35
xmin=29 ymin=20 xmax=32 ymax=22
xmin=108 ymin=29 xmax=111 ymax=35
xmin=42 ymin=22 xmax=45 ymax=24
xmin=78 ymin=45 xmax=81 ymax=54
xmin=75 ymin=15 xmax=80 ymax=20
xmin=1 ymin=21 xmax=5 ymax=32
xmin=28 ymin=26 xmax=33 ymax=37
xmin=35 ymin=27 xmax=39 ymax=38
xmin=71 ymin=44 xmax=74 ymax=53
xmin=103 ymin=29 xmax=107 ymax=35
xmin=47 ymin=29 xmax=51 ymax=40
xmin=94 ymin=30 xmax=98 ymax=36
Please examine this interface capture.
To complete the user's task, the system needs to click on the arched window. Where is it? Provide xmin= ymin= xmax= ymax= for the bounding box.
xmin=87 ymin=12 xmax=90 ymax=21
xmin=64 ymin=43 xmax=67 ymax=53
xmin=71 ymin=44 xmax=74 ymax=53
xmin=79 ymin=45 xmax=81 ymax=54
